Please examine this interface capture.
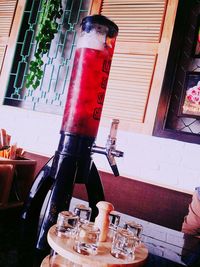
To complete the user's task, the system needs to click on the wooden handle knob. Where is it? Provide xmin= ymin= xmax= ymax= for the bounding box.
xmin=95 ymin=201 xmax=114 ymax=242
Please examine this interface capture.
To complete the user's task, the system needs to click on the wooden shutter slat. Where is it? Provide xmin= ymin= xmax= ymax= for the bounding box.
xmin=109 ymin=78 xmax=151 ymax=84
xmin=108 ymin=83 xmax=150 ymax=91
xmin=113 ymin=53 xmax=155 ymax=60
xmin=103 ymin=9 xmax=164 ymax=12
xmin=117 ymin=37 xmax=159 ymax=41
xmin=104 ymin=108 xmax=145 ymax=114
xmin=102 ymin=8 xmax=165 ymax=12
xmin=0 ymin=0 xmax=18 ymax=76
xmin=111 ymin=63 xmax=155 ymax=68
xmin=111 ymin=69 xmax=153 ymax=75
xmin=117 ymin=25 xmax=161 ymax=29
xmin=116 ymin=28 xmax=161 ymax=32
xmin=106 ymin=91 xmax=149 ymax=98
xmin=103 ymin=0 xmax=164 ymax=7
xmin=105 ymin=95 xmax=148 ymax=103
xmin=0 ymin=0 xmax=16 ymax=38
xmin=104 ymin=17 xmax=163 ymax=22
xmin=105 ymin=15 xmax=163 ymax=19
xmin=102 ymin=0 xmax=165 ymax=3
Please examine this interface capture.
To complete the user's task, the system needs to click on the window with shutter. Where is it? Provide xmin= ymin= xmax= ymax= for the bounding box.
xmin=90 ymin=0 xmax=178 ymax=134
xmin=0 ymin=0 xmax=26 ymax=101
xmin=0 ymin=0 xmax=18 ymax=72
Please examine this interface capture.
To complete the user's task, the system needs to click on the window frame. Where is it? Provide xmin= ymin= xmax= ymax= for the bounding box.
xmin=153 ymin=0 xmax=200 ymax=145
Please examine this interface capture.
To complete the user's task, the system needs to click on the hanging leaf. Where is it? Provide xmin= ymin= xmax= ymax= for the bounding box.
xmin=26 ymin=0 xmax=63 ymax=89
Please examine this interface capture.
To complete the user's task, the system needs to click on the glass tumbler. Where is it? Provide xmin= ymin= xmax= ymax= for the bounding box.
xmin=123 ymin=221 xmax=143 ymax=242
xmin=74 ymin=222 xmax=100 ymax=256
xmin=55 ymin=211 xmax=79 ymax=238
xmin=74 ymin=204 xmax=91 ymax=224
xmin=111 ymin=228 xmax=138 ymax=261
xmin=107 ymin=211 xmax=121 ymax=242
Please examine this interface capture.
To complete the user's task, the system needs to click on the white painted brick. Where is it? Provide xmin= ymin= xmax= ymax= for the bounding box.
xmin=145 ymin=228 xmax=167 ymax=241
xmin=177 ymin=168 xmax=200 ymax=191
xmin=166 ymin=232 xmax=185 ymax=247
xmin=180 ymin=145 xmax=200 ymax=171
xmin=157 ymin=163 xmax=180 ymax=184
xmin=1 ymin=105 xmax=200 ymax=192
xmin=159 ymin=142 xmax=184 ymax=164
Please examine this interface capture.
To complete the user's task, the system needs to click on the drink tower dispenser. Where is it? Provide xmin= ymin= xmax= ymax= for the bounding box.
xmin=20 ymin=15 xmax=123 ymax=265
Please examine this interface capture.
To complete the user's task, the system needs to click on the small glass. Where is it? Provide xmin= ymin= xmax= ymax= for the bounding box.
xmin=109 ymin=211 xmax=121 ymax=228
xmin=107 ymin=211 xmax=121 ymax=242
xmin=111 ymin=228 xmax=138 ymax=261
xmin=56 ymin=211 xmax=79 ymax=237
xmin=74 ymin=222 xmax=100 ymax=256
xmin=74 ymin=204 xmax=91 ymax=224
xmin=123 ymin=221 xmax=143 ymax=241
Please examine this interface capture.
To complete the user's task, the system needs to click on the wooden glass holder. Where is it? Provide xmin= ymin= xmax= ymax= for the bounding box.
xmin=41 ymin=201 xmax=148 ymax=267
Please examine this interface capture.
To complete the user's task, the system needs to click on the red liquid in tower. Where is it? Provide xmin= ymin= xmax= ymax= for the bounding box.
xmin=61 ymin=47 xmax=113 ymax=137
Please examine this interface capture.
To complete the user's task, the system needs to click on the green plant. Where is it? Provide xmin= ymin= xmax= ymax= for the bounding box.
xmin=26 ymin=0 xmax=63 ymax=89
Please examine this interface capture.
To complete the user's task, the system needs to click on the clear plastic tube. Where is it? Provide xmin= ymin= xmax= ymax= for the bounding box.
xmin=61 ymin=15 xmax=118 ymax=137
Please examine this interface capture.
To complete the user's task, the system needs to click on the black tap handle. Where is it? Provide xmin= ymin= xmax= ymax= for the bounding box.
xmin=106 ymin=154 xmax=120 ymax=176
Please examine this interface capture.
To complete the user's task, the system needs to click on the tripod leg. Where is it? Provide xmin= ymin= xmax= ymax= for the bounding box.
xmin=85 ymin=162 xmax=105 ymax=221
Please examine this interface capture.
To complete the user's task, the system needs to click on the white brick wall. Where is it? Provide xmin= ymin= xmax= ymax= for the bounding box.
xmin=0 ymin=105 xmax=199 ymax=194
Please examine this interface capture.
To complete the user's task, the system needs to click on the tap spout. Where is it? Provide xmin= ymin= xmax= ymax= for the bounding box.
xmin=92 ymin=119 xmax=124 ymax=176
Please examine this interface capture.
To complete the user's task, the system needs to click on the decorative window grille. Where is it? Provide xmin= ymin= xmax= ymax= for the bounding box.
xmin=3 ymin=0 xmax=90 ymax=114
